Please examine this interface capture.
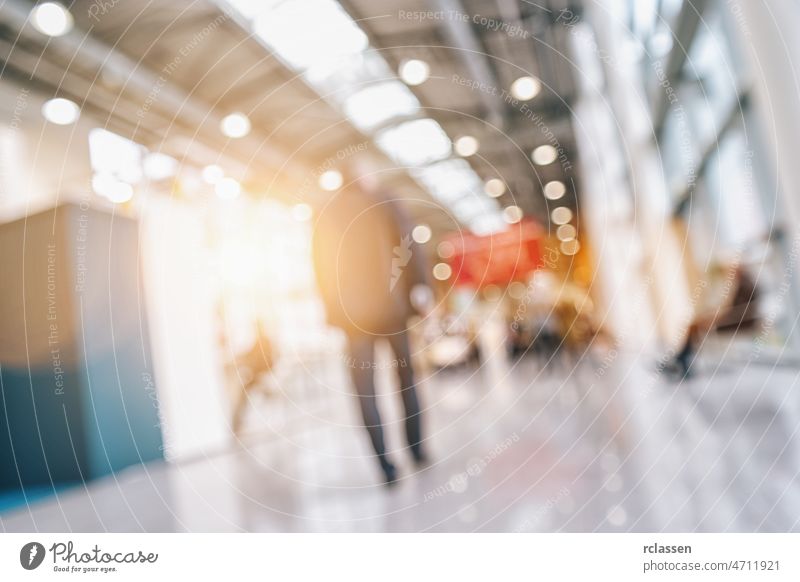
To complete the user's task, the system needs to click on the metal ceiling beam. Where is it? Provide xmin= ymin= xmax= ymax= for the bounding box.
xmin=428 ymin=0 xmax=506 ymax=130
xmin=652 ymin=0 xmax=710 ymax=138
xmin=0 ymin=36 xmax=171 ymax=138
xmin=207 ymin=0 xmax=490 ymax=230
xmin=0 ymin=0 xmax=308 ymax=182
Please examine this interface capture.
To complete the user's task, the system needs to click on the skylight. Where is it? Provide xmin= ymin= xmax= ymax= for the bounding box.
xmin=453 ymin=195 xmax=496 ymax=220
xmin=469 ymin=213 xmax=507 ymax=235
xmin=342 ymin=81 xmax=420 ymax=131
xmin=253 ymin=0 xmax=368 ymax=71
xmin=303 ymin=51 xmax=394 ymax=104
xmin=221 ymin=0 xmax=283 ymax=21
xmin=89 ymin=128 xmax=143 ymax=184
xmin=218 ymin=0 xmax=504 ymax=234
xmin=410 ymin=159 xmax=483 ymax=203
xmin=375 ymin=119 xmax=452 ymax=167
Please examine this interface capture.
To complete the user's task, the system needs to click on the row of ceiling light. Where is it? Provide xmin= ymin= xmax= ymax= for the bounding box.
xmin=26 ymin=2 xmax=267 ymax=204
xmin=23 ymin=0 xmax=77 ymax=125
xmin=219 ymin=0 xmax=565 ymax=235
xmin=29 ymin=0 xmax=576 ymax=246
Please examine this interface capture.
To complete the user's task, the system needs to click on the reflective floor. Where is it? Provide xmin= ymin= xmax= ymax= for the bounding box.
xmin=2 ymin=341 xmax=799 ymax=532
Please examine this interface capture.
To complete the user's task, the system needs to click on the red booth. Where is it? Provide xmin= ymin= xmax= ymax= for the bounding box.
xmin=445 ymin=219 xmax=544 ymax=288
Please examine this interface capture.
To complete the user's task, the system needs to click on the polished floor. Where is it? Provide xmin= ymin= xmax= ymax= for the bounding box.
xmin=2 ymin=338 xmax=800 ymax=532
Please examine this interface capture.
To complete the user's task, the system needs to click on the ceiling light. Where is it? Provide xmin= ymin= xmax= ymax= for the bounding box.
xmin=532 ymin=145 xmax=558 ymax=165
xmin=561 ymin=239 xmax=580 ymax=256
xmin=375 ymin=118 xmax=452 ymax=166
xmin=484 ymin=285 xmax=502 ymax=301
xmin=291 ymin=203 xmax=312 ymax=221
xmin=41 ymin=97 xmax=79 ymax=125
xmin=342 ymin=81 xmax=419 ymax=131
xmin=92 ymin=174 xmax=134 ymax=203
xmin=544 ymin=180 xmax=566 ymax=200
xmin=318 ymin=169 xmax=343 ymax=191
xmin=556 ymin=223 xmax=576 ymax=241
xmin=412 ymin=224 xmax=432 ymax=244
xmin=508 ymin=281 xmax=527 ymax=299
xmin=454 ymin=135 xmax=479 ymax=157
xmin=437 ymin=240 xmax=455 ymax=258
xmin=550 ymin=206 xmax=573 ymax=225
xmin=220 ymin=112 xmax=251 ymax=138
xmin=503 ymin=205 xmax=523 ymax=224
xmin=31 ymin=2 xmax=73 ymax=37
xmin=399 ymin=59 xmax=430 ymax=86
xmin=107 ymin=182 xmax=134 ymax=203
xmin=216 ymin=177 xmax=241 ymax=200
xmin=484 ymin=178 xmax=506 ymax=198
xmin=510 ymin=76 xmax=541 ymax=101
xmin=202 ymin=164 xmax=224 ymax=184
xmin=433 ymin=262 xmax=452 ymax=281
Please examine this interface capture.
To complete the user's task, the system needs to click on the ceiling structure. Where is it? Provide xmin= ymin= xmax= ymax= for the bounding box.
xmin=0 ymin=0 xmax=581 ymax=234
xmin=344 ymin=0 xmax=580 ymax=218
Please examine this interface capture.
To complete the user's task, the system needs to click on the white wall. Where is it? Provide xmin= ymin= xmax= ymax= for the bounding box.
xmin=140 ymin=196 xmax=231 ymax=460
xmin=0 ymin=83 xmax=93 ymax=221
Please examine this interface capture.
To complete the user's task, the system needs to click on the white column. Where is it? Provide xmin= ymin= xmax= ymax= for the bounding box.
xmin=734 ymin=0 xmax=800 ymax=231
xmin=733 ymin=0 xmax=800 ymax=349
xmin=568 ymin=16 xmax=666 ymax=352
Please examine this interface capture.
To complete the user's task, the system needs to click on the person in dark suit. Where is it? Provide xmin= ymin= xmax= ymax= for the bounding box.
xmin=312 ymin=164 xmax=432 ymax=485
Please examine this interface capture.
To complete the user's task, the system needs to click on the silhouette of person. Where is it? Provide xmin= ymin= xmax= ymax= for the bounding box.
xmin=671 ymin=264 xmax=760 ymax=378
xmin=312 ymin=160 xmax=432 ymax=485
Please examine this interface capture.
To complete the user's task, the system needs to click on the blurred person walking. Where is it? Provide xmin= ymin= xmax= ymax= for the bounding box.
xmin=668 ymin=264 xmax=760 ymax=378
xmin=312 ymin=161 xmax=433 ymax=485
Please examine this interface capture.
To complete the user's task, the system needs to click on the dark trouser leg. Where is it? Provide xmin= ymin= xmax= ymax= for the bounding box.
xmin=386 ymin=330 xmax=424 ymax=459
xmin=675 ymin=324 xmax=697 ymax=376
xmin=346 ymin=332 xmax=393 ymax=473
